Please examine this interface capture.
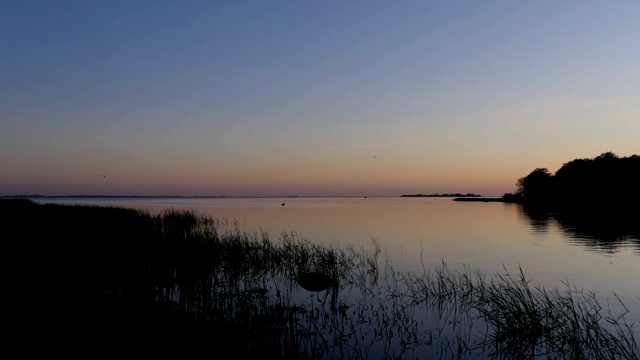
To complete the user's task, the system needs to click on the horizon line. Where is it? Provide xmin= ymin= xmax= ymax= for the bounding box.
xmin=0 ymin=193 xmax=497 ymax=199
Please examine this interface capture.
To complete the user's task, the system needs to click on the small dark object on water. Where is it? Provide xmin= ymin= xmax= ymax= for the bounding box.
xmin=282 ymin=203 xmax=285 ymax=206
xmin=297 ymin=272 xmax=338 ymax=292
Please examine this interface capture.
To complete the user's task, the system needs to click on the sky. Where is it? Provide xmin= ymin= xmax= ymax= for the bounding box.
xmin=1 ymin=1 xmax=639 ymax=197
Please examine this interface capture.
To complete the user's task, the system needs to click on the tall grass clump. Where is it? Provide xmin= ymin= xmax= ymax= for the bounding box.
xmin=472 ymin=268 xmax=638 ymax=359
xmin=2 ymin=199 xmax=637 ymax=359
xmin=400 ymin=262 xmax=639 ymax=359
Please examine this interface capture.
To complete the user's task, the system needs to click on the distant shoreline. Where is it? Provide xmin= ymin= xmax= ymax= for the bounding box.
xmin=401 ymin=193 xmax=481 ymax=198
xmin=2 ymin=194 xmax=487 ymax=200
xmin=452 ymin=197 xmax=504 ymax=202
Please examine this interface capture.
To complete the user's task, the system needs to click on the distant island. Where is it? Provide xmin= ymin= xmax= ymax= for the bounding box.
xmin=402 ymin=193 xmax=481 ymax=198
xmin=455 ymin=152 xmax=640 ymax=207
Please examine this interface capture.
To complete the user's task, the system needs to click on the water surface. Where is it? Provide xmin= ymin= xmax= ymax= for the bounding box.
xmin=33 ymin=196 xmax=640 ymax=328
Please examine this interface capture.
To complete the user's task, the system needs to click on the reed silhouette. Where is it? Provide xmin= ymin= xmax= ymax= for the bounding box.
xmin=1 ymin=199 xmax=637 ymax=358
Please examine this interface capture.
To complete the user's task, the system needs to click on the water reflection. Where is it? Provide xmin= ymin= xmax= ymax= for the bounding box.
xmin=9 ymin=198 xmax=639 ymax=357
xmin=519 ymin=204 xmax=640 ymax=254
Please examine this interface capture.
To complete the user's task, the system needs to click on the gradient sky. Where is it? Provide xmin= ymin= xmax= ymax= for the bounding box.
xmin=2 ymin=1 xmax=639 ymax=197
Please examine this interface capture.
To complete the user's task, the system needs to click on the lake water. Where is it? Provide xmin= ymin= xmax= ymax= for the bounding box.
xmin=32 ymin=196 xmax=640 ymax=332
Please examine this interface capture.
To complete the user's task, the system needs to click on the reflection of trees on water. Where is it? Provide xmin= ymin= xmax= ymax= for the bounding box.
xmin=519 ymin=204 xmax=640 ymax=254
xmin=518 ymin=204 xmax=553 ymax=234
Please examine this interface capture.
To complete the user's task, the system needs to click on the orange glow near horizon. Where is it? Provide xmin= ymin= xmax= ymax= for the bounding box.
xmin=2 ymin=2 xmax=639 ymax=197
xmin=4 ymin=148 xmax=639 ymax=197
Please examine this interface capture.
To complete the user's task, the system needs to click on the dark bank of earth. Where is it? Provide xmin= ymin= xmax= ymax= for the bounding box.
xmin=1 ymin=198 xmax=279 ymax=356
xmin=402 ymin=193 xmax=481 ymax=198
xmin=453 ymin=197 xmax=506 ymax=202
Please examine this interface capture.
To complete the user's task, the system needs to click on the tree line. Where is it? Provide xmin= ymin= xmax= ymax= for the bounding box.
xmin=501 ymin=152 xmax=640 ymax=207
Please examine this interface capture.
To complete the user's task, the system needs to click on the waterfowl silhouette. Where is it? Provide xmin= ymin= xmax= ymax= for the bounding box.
xmin=296 ymin=272 xmax=338 ymax=292
xmin=296 ymin=272 xmax=338 ymax=311
xmin=297 ymin=272 xmax=339 ymax=310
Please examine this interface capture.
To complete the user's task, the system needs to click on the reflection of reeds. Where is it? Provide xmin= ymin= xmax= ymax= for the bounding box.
xmin=3 ymin=199 xmax=638 ymax=359
xmin=402 ymin=262 xmax=639 ymax=359
xmin=474 ymin=269 xmax=637 ymax=359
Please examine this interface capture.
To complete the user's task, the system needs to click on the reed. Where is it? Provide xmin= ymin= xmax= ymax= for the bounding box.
xmin=401 ymin=263 xmax=639 ymax=359
xmin=2 ymin=199 xmax=637 ymax=359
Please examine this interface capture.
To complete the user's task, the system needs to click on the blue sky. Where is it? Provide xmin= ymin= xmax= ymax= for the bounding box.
xmin=1 ymin=1 xmax=639 ymax=196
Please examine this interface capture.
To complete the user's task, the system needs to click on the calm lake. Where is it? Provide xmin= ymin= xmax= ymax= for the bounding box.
xmin=32 ymin=196 xmax=640 ymax=331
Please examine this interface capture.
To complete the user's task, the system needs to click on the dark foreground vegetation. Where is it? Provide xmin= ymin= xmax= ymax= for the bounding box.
xmin=3 ymin=199 xmax=638 ymax=358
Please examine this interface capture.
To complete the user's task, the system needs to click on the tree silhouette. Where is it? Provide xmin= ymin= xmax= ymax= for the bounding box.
xmin=506 ymin=152 xmax=640 ymax=207
xmin=516 ymin=168 xmax=553 ymax=204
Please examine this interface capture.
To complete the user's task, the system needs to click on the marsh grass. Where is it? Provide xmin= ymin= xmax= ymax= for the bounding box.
xmin=401 ymin=262 xmax=639 ymax=359
xmin=2 ymin=199 xmax=637 ymax=359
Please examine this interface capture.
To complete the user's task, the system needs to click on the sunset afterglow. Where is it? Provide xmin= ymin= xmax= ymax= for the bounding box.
xmin=2 ymin=1 xmax=638 ymax=197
